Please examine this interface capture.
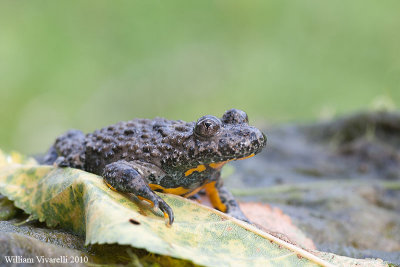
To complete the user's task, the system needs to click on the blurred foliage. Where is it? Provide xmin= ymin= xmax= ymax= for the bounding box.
xmin=0 ymin=0 xmax=399 ymax=153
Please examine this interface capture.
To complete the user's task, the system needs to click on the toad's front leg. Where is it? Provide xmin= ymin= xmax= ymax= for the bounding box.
xmin=103 ymin=160 xmax=174 ymax=226
xmin=204 ymin=179 xmax=250 ymax=223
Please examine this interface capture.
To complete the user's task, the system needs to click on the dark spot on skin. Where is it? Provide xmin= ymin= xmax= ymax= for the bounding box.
xmin=103 ymin=136 xmax=112 ymax=143
xmin=129 ymin=143 xmax=139 ymax=150
xmin=175 ymin=126 xmax=189 ymax=132
xmin=124 ymin=129 xmax=134 ymax=135
xmin=129 ymin=218 xmax=140 ymax=225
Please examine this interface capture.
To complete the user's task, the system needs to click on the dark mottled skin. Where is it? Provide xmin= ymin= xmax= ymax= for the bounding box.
xmin=43 ymin=109 xmax=266 ymax=225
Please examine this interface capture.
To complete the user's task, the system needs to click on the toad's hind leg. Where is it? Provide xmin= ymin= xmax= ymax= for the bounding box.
xmin=103 ymin=160 xmax=174 ymax=226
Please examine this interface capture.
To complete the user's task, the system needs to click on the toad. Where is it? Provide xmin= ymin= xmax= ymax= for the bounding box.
xmin=43 ymin=109 xmax=266 ymax=226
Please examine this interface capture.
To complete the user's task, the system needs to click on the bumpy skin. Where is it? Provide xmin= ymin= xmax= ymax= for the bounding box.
xmin=42 ymin=109 xmax=266 ymax=225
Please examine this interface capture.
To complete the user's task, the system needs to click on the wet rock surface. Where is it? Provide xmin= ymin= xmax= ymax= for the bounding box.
xmin=227 ymin=111 xmax=400 ymax=265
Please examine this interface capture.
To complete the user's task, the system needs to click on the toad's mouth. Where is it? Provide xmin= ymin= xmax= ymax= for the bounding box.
xmin=237 ymin=153 xmax=255 ymax=160
xmin=183 ymin=153 xmax=256 ymax=177
xmin=208 ymin=153 xmax=255 ymax=170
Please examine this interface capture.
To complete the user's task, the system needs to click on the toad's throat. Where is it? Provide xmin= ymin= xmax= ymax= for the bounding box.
xmin=209 ymin=153 xmax=255 ymax=169
xmin=152 ymin=154 xmax=255 ymax=197
xmin=185 ymin=153 xmax=255 ymax=176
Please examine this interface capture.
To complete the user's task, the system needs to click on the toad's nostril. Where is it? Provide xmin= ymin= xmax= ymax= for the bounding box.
xmin=250 ymin=130 xmax=267 ymax=148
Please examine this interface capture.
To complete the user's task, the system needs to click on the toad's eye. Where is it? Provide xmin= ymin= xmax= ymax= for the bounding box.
xmin=195 ymin=116 xmax=221 ymax=138
xmin=222 ymin=109 xmax=249 ymax=124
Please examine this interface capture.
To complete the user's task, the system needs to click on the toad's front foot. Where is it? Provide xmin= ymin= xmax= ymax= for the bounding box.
xmin=226 ymin=207 xmax=251 ymax=224
xmin=103 ymin=160 xmax=174 ymax=226
xmin=204 ymin=181 xmax=251 ymax=224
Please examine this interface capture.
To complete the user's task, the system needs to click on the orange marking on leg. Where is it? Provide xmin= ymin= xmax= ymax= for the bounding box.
xmin=204 ymin=181 xmax=227 ymax=212
xmin=163 ymin=212 xmax=172 ymax=227
xmin=149 ymin=184 xmax=191 ymax=196
xmin=184 ymin=164 xmax=206 ymax=176
xmin=183 ymin=185 xmax=204 ymax=198
xmin=105 ymin=181 xmax=118 ymax=192
xmin=137 ymin=196 xmax=154 ymax=207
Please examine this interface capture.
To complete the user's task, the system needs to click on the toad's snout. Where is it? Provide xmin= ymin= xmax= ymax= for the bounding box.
xmin=248 ymin=127 xmax=267 ymax=154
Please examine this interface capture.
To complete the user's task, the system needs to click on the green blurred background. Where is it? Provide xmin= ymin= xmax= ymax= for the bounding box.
xmin=0 ymin=1 xmax=399 ymax=154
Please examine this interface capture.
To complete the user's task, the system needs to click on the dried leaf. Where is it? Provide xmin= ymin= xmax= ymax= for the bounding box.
xmin=240 ymin=202 xmax=316 ymax=250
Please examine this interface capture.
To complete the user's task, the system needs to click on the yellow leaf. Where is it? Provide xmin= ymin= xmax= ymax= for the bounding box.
xmin=0 ymin=149 xmax=387 ymax=267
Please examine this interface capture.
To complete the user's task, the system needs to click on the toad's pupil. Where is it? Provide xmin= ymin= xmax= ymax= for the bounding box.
xmin=205 ymin=122 xmax=211 ymax=128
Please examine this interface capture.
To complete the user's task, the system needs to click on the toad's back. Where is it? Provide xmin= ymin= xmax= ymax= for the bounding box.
xmin=84 ymin=118 xmax=194 ymax=175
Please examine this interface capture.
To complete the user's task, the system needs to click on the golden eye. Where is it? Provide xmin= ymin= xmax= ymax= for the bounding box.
xmin=195 ymin=116 xmax=221 ymax=138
